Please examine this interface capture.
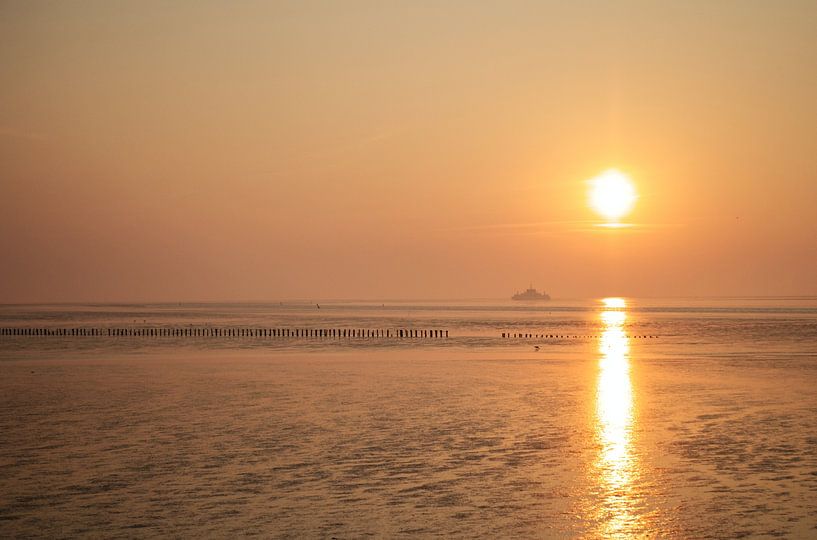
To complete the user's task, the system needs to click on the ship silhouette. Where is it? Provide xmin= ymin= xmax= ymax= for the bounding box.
xmin=511 ymin=285 xmax=551 ymax=301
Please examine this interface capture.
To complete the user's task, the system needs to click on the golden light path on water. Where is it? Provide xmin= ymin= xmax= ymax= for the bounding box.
xmin=595 ymin=297 xmax=638 ymax=536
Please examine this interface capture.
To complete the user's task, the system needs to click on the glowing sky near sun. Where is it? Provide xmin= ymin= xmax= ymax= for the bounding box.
xmin=1 ymin=2 xmax=816 ymax=301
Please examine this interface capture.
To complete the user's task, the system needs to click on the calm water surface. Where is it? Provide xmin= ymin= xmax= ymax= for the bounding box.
xmin=1 ymin=298 xmax=817 ymax=538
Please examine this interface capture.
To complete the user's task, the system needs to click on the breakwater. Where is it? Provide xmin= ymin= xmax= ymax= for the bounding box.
xmin=0 ymin=327 xmax=448 ymax=339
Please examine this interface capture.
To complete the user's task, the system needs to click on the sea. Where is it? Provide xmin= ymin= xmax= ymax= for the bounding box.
xmin=1 ymin=297 xmax=817 ymax=538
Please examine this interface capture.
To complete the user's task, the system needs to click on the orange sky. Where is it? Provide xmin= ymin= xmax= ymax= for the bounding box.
xmin=2 ymin=1 xmax=816 ymax=302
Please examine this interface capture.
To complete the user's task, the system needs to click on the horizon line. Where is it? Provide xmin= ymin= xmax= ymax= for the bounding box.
xmin=2 ymin=294 xmax=817 ymax=307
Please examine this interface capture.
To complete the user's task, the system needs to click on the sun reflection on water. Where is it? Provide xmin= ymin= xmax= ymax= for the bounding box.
xmin=595 ymin=297 xmax=638 ymax=536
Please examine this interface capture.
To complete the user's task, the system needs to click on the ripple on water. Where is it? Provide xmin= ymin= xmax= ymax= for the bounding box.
xmin=1 ymin=348 xmax=817 ymax=537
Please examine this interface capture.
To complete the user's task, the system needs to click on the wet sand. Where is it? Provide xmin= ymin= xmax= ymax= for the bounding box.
xmin=2 ymin=347 xmax=817 ymax=538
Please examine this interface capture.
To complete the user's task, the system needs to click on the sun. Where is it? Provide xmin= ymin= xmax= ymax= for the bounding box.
xmin=588 ymin=169 xmax=637 ymax=222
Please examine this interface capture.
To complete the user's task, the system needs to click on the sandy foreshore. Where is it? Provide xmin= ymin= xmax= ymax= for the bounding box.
xmin=2 ymin=347 xmax=817 ymax=537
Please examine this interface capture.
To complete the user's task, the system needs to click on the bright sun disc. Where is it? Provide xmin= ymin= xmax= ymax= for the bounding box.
xmin=588 ymin=169 xmax=637 ymax=221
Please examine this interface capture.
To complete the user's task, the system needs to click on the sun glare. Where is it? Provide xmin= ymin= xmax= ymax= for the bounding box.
xmin=594 ymin=296 xmax=637 ymax=536
xmin=602 ymin=297 xmax=626 ymax=309
xmin=588 ymin=169 xmax=637 ymax=222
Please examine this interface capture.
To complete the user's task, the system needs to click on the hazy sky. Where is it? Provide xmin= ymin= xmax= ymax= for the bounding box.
xmin=2 ymin=1 xmax=816 ymax=302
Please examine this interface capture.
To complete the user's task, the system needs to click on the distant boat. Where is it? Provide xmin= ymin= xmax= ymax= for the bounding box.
xmin=512 ymin=285 xmax=551 ymax=301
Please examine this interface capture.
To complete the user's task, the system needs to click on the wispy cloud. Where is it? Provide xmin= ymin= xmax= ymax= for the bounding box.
xmin=441 ymin=220 xmax=686 ymax=236
xmin=443 ymin=220 xmax=592 ymax=232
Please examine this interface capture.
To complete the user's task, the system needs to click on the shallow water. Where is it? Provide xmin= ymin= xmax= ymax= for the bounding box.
xmin=1 ymin=298 xmax=817 ymax=537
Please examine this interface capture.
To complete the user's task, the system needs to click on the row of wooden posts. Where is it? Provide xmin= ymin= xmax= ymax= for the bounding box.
xmin=0 ymin=327 xmax=448 ymax=339
xmin=0 ymin=328 xmax=662 ymax=340
xmin=502 ymin=332 xmax=658 ymax=339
